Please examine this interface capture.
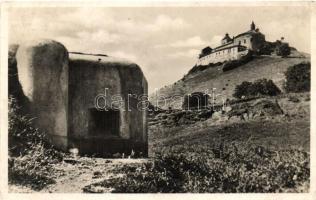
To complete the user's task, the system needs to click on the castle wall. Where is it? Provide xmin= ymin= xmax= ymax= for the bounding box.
xmin=197 ymin=31 xmax=265 ymax=66
xmin=251 ymin=34 xmax=266 ymax=52
xmin=233 ymin=33 xmax=265 ymax=52
xmin=197 ymin=46 xmax=248 ymax=66
xmin=233 ymin=35 xmax=253 ymax=49
xmin=16 ymin=40 xmax=69 ymax=150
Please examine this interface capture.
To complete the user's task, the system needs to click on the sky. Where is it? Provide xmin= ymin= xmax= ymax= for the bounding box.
xmin=8 ymin=6 xmax=311 ymax=93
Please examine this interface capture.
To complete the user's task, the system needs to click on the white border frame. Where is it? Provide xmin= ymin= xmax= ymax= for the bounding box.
xmin=0 ymin=1 xmax=315 ymax=200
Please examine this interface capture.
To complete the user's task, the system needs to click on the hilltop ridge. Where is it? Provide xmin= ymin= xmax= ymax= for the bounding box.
xmin=149 ymin=51 xmax=310 ymax=109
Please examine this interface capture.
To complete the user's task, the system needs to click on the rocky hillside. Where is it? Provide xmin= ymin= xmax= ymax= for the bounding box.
xmin=149 ymin=51 xmax=309 ymax=109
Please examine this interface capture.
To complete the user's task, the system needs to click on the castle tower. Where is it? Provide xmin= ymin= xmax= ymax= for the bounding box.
xmin=251 ymin=21 xmax=256 ymax=31
xmin=221 ymin=33 xmax=232 ymax=45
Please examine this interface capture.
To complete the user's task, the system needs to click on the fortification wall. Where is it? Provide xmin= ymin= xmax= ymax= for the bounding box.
xmin=15 ymin=40 xmax=69 ymax=150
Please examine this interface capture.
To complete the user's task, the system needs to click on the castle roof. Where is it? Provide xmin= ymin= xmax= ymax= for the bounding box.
xmin=213 ymin=41 xmax=234 ymax=50
xmin=234 ymin=29 xmax=262 ymax=39
xmin=202 ymin=46 xmax=212 ymax=51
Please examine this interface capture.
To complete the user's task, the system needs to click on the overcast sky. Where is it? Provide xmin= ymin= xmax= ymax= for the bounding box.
xmin=8 ymin=6 xmax=311 ymax=93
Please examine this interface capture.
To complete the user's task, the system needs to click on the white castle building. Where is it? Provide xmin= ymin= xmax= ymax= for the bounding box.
xmin=196 ymin=22 xmax=266 ymax=66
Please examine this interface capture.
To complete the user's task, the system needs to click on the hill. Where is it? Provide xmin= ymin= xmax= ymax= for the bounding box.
xmin=149 ymin=52 xmax=310 ymax=109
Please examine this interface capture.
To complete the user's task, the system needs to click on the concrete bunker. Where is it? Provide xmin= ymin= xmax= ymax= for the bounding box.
xmin=12 ymin=39 xmax=148 ymax=157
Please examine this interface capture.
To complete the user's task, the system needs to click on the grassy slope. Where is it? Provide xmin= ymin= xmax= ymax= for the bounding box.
xmin=150 ymin=119 xmax=310 ymax=154
xmin=150 ymin=55 xmax=310 ymax=109
xmin=149 ymin=93 xmax=310 ymax=155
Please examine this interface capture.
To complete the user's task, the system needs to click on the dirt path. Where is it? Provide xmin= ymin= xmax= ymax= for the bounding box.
xmin=9 ymin=157 xmax=147 ymax=193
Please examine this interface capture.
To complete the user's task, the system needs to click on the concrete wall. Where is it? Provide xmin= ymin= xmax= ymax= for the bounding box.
xmin=16 ymin=40 xmax=69 ymax=150
xmin=68 ymin=54 xmax=148 ymax=156
xmin=9 ymin=44 xmax=31 ymax=111
xmin=12 ymin=40 xmax=148 ymax=156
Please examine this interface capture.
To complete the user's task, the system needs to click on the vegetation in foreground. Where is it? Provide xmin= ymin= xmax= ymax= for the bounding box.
xmin=8 ymin=97 xmax=63 ymax=190
xmin=284 ymin=62 xmax=310 ymax=93
xmin=84 ymin=142 xmax=309 ymax=193
xmin=9 ymin=92 xmax=310 ymax=193
xmin=83 ymin=90 xmax=310 ymax=193
xmin=8 ymin=65 xmax=311 ymax=192
xmin=233 ymin=79 xmax=281 ymax=99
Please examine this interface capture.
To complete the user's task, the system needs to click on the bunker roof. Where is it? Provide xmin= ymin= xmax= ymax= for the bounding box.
xmin=69 ymin=52 xmax=136 ymax=66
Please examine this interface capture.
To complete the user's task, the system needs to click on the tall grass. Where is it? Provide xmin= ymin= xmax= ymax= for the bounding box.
xmin=84 ymin=141 xmax=309 ymax=193
xmin=8 ymin=96 xmax=63 ymax=190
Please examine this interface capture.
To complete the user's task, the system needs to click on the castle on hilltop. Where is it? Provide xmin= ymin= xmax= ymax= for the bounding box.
xmin=196 ymin=21 xmax=266 ymax=66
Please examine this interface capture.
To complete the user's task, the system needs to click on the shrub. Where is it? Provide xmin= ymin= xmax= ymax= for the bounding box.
xmin=288 ymin=96 xmax=300 ymax=103
xmin=258 ymin=42 xmax=274 ymax=55
xmin=233 ymin=81 xmax=255 ymax=99
xmin=83 ymin=143 xmax=310 ymax=193
xmin=284 ymin=63 xmax=310 ymax=93
xmin=233 ymin=79 xmax=281 ymax=99
xmin=8 ymin=96 xmax=63 ymax=190
xmin=253 ymin=79 xmax=282 ymax=96
xmin=275 ymin=42 xmax=291 ymax=57
xmin=187 ymin=62 xmax=222 ymax=76
xmin=222 ymin=51 xmax=253 ymax=72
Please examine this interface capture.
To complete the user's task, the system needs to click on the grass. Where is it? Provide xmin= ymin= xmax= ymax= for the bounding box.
xmin=150 ymin=56 xmax=310 ymax=109
xmin=8 ymin=97 xmax=63 ymax=190
xmin=84 ymin=142 xmax=309 ymax=193
xmin=83 ymin=104 xmax=310 ymax=193
xmin=97 ymin=93 xmax=309 ymax=193
xmin=150 ymin=119 xmax=310 ymax=155
xmin=9 ymin=92 xmax=310 ymax=193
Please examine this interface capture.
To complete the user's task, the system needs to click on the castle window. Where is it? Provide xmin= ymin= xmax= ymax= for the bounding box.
xmin=244 ymin=39 xmax=246 ymax=43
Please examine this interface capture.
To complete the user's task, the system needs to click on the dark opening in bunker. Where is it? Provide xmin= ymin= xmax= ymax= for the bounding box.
xmin=88 ymin=108 xmax=120 ymax=136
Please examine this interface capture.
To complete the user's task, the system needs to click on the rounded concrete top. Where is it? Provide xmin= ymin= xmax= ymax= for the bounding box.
xmin=69 ymin=52 xmax=144 ymax=73
xmin=18 ymin=39 xmax=67 ymax=51
xmin=69 ymin=52 xmax=134 ymax=65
